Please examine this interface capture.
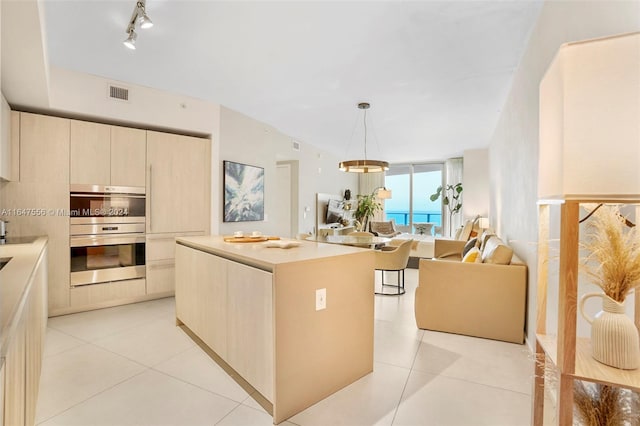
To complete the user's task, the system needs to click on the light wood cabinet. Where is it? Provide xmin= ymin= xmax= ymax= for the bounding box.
xmin=70 ymin=120 xmax=110 ymax=185
xmin=70 ymin=121 xmax=146 ymax=187
xmin=3 ymin=314 xmax=26 ymax=426
xmin=175 ymin=245 xmax=271 ymax=398
xmin=110 ymin=126 xmax=146 ymax=187
xmin=14 ymin=113 xmax=70 ymax=314
xmin=0 ymin=96 xmax=12 ymax=181
xmin=146 ymin=232 xmax=204 ymax=296
xmin=2 ymin=243 xmax=48 ymax=426
xmin=175 ymin=244 xmax=228 ymax=357
xmin=226 ymin=261 xmax=273 ymax=400
xmin=146 ymin=131 xmax=209 ymax=234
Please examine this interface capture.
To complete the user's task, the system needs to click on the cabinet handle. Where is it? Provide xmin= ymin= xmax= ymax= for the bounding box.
xmin=149 ymin=164 xmax=153 ymax=232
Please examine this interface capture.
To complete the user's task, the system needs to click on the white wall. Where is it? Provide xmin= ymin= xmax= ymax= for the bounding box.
xmin=217 ymin=106 xmax=357 ymax=237
xmin=489 ymin=0 xmax=640 ymax=347
xmin=49 ymin=67 xmax=219 ymax=136
xmin=462 ymin=149 xmax=489 ymax=220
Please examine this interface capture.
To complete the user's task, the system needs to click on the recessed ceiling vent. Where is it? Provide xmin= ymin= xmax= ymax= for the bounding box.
xmin=108 ymin=84 xmax=129 ymax=102
xmin=292 ymin=140 xmax=300 ymax=151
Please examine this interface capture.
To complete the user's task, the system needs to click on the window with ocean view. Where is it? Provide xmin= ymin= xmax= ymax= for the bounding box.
xmin=384 ymin=163 xmax=443 ymax=235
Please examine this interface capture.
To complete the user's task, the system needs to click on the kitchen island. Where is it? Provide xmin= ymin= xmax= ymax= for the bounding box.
xmin=175 ymin=235 xmax=374 ymax=424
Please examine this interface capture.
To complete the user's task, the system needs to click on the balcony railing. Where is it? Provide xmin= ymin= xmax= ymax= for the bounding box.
xmin=384 ymin=210 xmax=441 ymax=227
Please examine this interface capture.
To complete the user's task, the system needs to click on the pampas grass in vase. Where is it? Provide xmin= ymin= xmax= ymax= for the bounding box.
xmin=580 ymin=205 xmax=640 ymax=370
xmin=573 ymin=381 xmax=640 ymax=426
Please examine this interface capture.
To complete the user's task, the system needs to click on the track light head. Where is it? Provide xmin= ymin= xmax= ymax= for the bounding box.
xmin=138 ymin=13 xmax=153 ymax=29
xmin=123 ymin=28 xmax=137 ymax=50
xmin=136 ymin=1 xmax=153 ymax=29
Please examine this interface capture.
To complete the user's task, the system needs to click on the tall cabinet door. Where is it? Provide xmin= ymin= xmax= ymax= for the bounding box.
xmin=110 ymin=126 xmax=146 ymax=187
xmin=146 ymin=131 xmax=209 ymax=233
xmin=18 ymin=113 xmax=70 ymax=313
xmin=70 ymin=120 xmax=110 ymax=185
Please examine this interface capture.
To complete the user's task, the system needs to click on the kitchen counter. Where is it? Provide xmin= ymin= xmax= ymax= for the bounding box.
xmin=0 ymin=236 xmax=48 ymax=366
xmin=175 ymin=235 xmax=374 ymax=424
xmin=176 ymin=235 xmax=370 ymax=272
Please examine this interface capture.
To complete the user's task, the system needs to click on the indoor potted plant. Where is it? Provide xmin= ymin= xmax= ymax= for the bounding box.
xmin=429 ymin=183 xmax=463 ymax=237
xmin=354 ymin=193 xmax=381 ymax=232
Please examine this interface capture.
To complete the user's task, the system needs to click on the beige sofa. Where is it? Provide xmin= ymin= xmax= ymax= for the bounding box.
xmin=415 ymin=237 xmax=527 ymax=344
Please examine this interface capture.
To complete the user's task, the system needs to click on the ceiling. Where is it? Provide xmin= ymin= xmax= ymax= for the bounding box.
xmin=41 ymin=0 xmax=543 ymax=163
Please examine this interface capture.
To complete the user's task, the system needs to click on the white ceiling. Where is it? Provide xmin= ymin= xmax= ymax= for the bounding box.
xmin=42 ymin=0 xmax=543 ymax=163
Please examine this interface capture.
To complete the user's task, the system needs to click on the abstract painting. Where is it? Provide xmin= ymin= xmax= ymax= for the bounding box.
xmin=223 ymin=161 xmax=265 ymax=222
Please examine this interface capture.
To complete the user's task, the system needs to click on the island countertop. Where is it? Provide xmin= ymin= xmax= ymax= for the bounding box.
xmin=0 ymin=236 xmax=48 ymax=366
xmin=176 ymin=235 xmax=370 ymax=272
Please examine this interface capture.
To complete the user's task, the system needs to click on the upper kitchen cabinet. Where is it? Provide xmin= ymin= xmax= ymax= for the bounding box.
xmin=0 ymin=95 xmax=12 ymax=181
xmin=146 ymin=131 xmax=210 ymax=234
xmin=70 ymin=120 xmax=146 ymax=187
xmin=70 ymin=120 xmax=110 ymax=185
xmin=20 ymin=113 xmax=70 ymax=184
xmin=110 ymin=126 xmax=146 ymax=187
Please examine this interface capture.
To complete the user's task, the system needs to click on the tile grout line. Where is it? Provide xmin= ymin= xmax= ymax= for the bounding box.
xmin=35 ymin=368 xmax=149 ymax=425
xmin=389 ymin=333 xmax=424 ymax=425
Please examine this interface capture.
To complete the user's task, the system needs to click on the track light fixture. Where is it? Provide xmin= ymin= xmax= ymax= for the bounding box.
xmin=123 ymin=27 xmax=137 ymax=50
xmin=123 ymin=0 xmax=152 ymax=49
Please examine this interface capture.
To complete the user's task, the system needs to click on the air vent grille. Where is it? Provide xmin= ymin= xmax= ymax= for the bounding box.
xmin=109 ymin=85 xmax=129 ymax=101
xmin=292 ymin=140 xmax=300 ymax=151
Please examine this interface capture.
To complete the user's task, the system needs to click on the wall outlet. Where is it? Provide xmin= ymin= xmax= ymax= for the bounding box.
xmin=315 ymin=288 xmax=326 ymax=311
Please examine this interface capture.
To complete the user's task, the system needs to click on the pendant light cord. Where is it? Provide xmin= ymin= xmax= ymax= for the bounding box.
xmin=363 ymin=109 xmax=368 ymax=160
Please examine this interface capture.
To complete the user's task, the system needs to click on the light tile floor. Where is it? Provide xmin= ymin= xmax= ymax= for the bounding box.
xmin=37 ymin=269 xmax=535 ymax=425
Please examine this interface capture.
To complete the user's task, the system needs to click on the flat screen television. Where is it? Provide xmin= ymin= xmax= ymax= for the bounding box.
xmin=325 ymin=199 xmax=343 ymax=224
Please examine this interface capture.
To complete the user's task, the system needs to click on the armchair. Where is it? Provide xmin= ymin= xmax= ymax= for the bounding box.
xmin=374 ymin=239 xmax=413 ymax=296
xmin=369 ymin=220 xmax=401 ymax=238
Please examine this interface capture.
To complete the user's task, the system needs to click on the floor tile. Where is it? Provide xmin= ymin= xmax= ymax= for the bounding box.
xmin=35 ymin=344 xmax=146 ymax=423
xmin=374 ymin=319 xmax=424 ymax=369
xmin=154 ymin=346 xmax=250 ymax=402
xmin=414 ymin=330 xmax=533 ymax=394
xmin=216 ymin=404 xmax=275 ymax=425
xmin=42 ymin=327 xmax=86 ymax=358
xmin=92 ymin=316 xmax=195 ymax=367
xmin=289 ymin=362 xmax=410 ymax=426
xmin=393 ymin=370 xmax=531 ymax=426
xmin=242 ymin=393 xmax=268 ymax=413
xmin=39 ymin=370 xmax=239 ymax=426
xmin=47 ymin=302 xmax=161 ymax=342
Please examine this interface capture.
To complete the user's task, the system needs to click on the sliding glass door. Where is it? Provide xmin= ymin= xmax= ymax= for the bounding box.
xmin=384 ymin=163 xmax=443 ymax=235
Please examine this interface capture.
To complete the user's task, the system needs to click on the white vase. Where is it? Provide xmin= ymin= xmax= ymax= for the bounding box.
xmin=579 ymin=292 xmax=640 ymax=370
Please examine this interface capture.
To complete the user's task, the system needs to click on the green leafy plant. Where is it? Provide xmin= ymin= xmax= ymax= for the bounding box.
xmin=354 ymin=193 xmax=382 ymax=232
xmin=430 ymin=183 xmax=463 ymax=236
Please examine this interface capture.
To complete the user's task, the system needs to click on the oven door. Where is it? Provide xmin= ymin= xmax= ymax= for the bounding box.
xmin=70 ymin=234 xmax=146 ymax=286
xmin=70 ymin=184 xmax=145 ymax=224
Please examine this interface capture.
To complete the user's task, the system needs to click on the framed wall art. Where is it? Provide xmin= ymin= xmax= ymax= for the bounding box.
xmin=223 ymin=160 xmax=265 ymax=222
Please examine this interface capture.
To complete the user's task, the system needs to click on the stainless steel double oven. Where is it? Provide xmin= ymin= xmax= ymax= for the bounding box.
xmin=70 ymin=185 xmax=146 ymax=287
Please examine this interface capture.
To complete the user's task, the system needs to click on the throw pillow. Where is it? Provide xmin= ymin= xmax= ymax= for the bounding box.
xmin=478 ymin=230 xmax=496 ymax=252
xmin=461 ymin=237 xmax=479 ymax=258
xmin=459 ymin=220 xmax=473 ymax=241
xmin=462 ymin=247 xmax=481 ymax=263
xmin=481 ymin=237 xmax=513 ymax=265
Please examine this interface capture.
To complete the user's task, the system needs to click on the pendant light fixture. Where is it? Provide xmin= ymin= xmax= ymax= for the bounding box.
xmin=123 ymin=0 xmax=153 ymax=50
xmin=339 ymin=103 xmax=389 ymax=173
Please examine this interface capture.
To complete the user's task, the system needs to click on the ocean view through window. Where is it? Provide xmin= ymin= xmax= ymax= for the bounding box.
xmin=384 ymin=163 xmax=443 ymax=234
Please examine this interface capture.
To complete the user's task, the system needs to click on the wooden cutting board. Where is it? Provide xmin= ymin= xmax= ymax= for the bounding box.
xmin=223 ymin=236 xmax=280 ymax=243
